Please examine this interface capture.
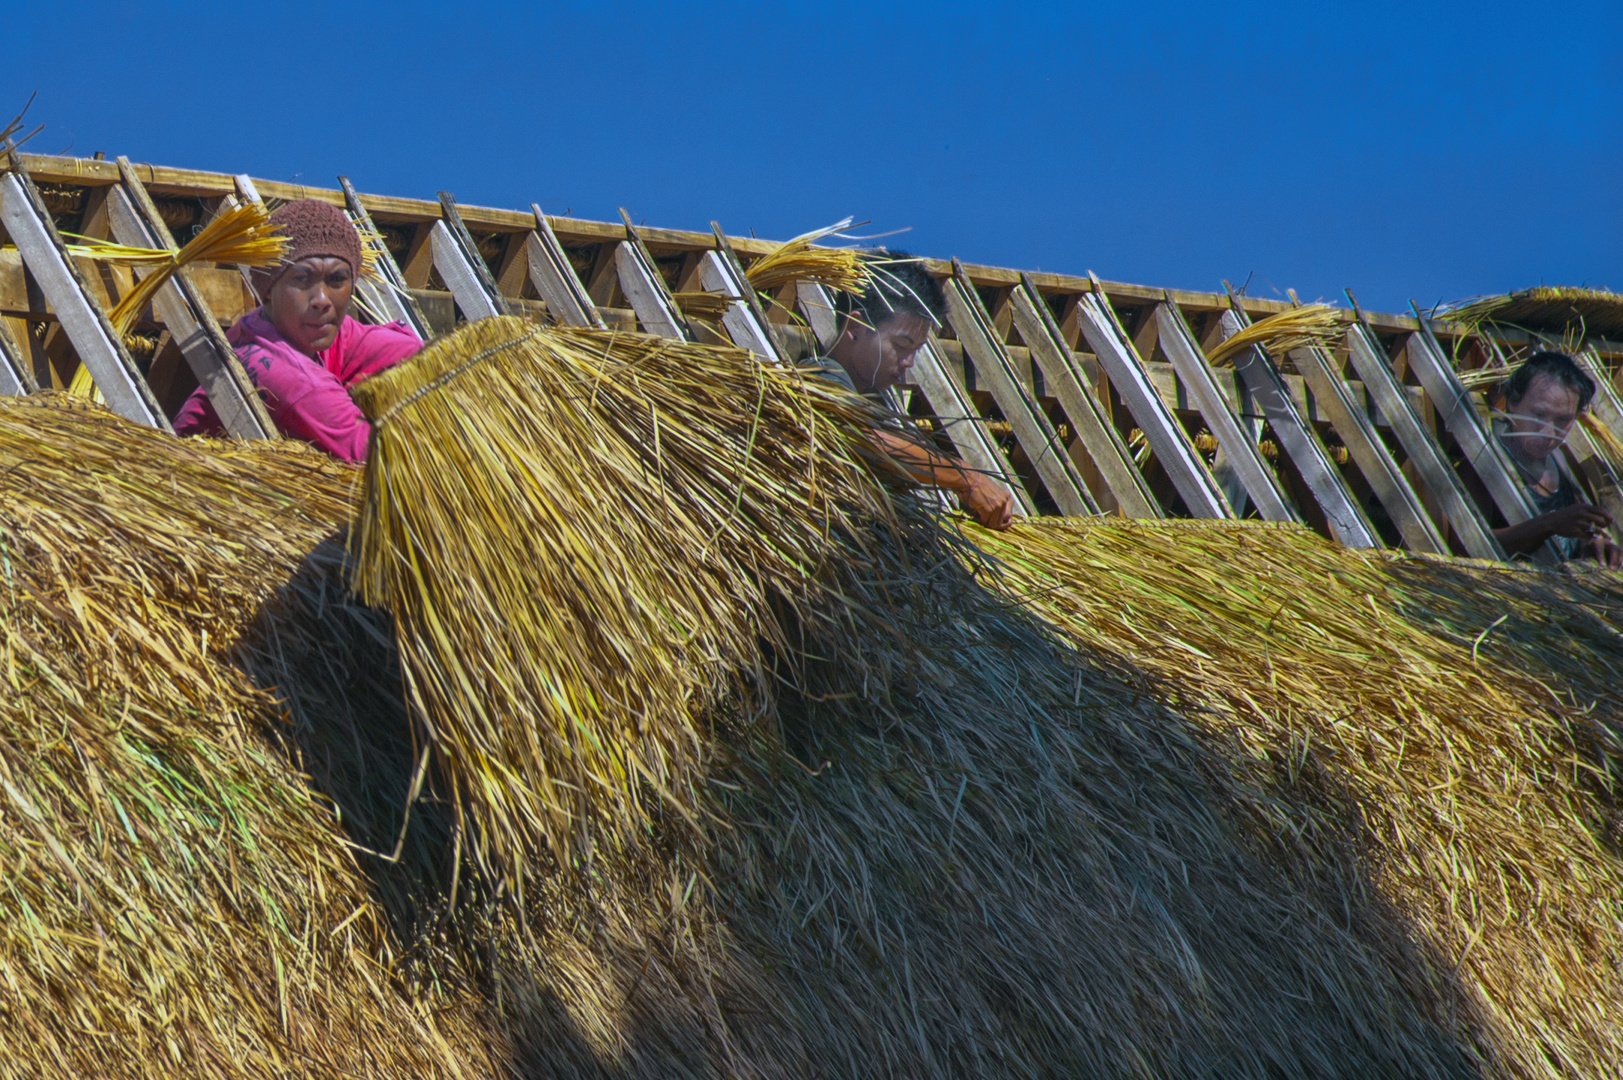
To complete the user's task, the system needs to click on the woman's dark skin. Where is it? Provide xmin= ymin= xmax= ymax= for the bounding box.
xmin=264 ymin=256 xmax=354 ymax=356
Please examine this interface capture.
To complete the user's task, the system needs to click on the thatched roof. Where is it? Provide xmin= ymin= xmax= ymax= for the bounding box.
xmin=1441 ymin=286 xmax=1623 ymax=340
xmin=5 ymin=318 xmax=1623 ymax=1077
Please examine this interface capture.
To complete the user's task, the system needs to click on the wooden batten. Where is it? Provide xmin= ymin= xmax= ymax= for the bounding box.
xmin=945 ymin=262 xmax=1095 ymax=516
xmin=0 ymin=160 xmax=167 ymax=429
xmin=8 ymin=151 xmax=1622 ymax=552
xmin=1153 ymin=298 xmax=1295 ymax=523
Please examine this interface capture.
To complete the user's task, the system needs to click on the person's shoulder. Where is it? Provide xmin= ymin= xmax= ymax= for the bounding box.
xmin=331 ymin=317 xmax=422 ymax=382
xmin=338 ymin=316 xmax=420 ymax=354
xmin=798 ymin=355 xmax=857 ymax=393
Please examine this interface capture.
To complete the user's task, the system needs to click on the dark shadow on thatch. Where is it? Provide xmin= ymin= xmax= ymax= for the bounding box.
xmin=232 ymin=524 xmax=1499 ymax=1078
xmin=726 ymin=517 xmax=1488 ymax=1078
xmin=237 ymin=537 xmax=749 ymax=1079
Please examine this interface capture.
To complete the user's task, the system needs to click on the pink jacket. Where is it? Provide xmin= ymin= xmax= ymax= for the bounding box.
xmin=173 ymin=309 xmax=420 ymax=463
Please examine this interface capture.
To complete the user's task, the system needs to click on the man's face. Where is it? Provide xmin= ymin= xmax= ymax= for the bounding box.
xmin=266 ymin=256 xmax=354 ymax=354
xmin=831 ymin=311 xmax=933 ymax=393
xmin=1502 ymin=372 xmax=1580 ymax=466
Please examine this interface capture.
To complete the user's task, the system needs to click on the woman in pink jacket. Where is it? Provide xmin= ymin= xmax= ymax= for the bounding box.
xmin=174 ymin=199 xmax=421 ymax=462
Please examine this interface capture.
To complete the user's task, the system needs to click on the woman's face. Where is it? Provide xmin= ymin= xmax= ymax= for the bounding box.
xmin=266 ymin=256 xmax=353 ymax=354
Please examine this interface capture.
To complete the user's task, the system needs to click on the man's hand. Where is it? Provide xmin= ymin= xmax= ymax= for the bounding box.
xmin=1539 ymin=502 xmax=1614 ymax=539
xmin=1593 ymin=535 xmax=1623 ymax=568
xmin=961 ymin=473 xmax=1015 ymax=530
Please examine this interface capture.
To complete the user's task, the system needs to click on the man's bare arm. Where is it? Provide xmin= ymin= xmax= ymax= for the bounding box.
xmin=868 ymin=428 xmax=1014 ymax=529
xmin=1494 ymin=502 xmax=1614 ymax=556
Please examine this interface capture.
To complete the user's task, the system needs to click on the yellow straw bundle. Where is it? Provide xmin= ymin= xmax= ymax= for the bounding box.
xmin=349 ymin=316 xmax=897 ymax=879
xmin=672 ymin=289 xmax=734 ymax=323
xmin=67 ymin=201 xmax=289 ymax=336
xmin=744 ymin=221 xmax=871 ymax=296
xmin=1206 ymin=303 xmax=1343 ymax=367
xmin=65 ymin=201 xmax=289 ymax=398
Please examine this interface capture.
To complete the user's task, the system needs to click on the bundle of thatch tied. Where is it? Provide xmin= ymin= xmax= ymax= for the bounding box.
xmin=6 ymin=315 xmax=1623 ymax=1079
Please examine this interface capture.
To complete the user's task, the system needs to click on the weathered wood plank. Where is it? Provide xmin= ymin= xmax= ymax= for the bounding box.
xmin=436 ymin=193 xmax=510 ymax=319
xmin=339 ymin=175 xmax=431 ymax=339
xmin=1218 ymin=302 xmax=1378 ymax=548
xmin=0 ymin=168 xmax=166 ymax=428
xmin=0 ymin=315 xmax=32 ymax=394
xmin=1289 ymin=338 xmax=1447 ymax=553
xmin=614 ymin=241 xmax=685 ymax=340
xmin=1074 ymin=278 xmax=1229 ymax=518
xmin=698 ymin=250 xmax=782 ymax=363
xmin=711 ymin=224 xmax=784 ymax=357
xmin=945 ymin=269 xmax=1095 ymax=515
xmin=430 ymin=221 xmax=503 ymax=322
xmin=1342 ymin=309 xmax=1503 ymax=560
xmin=525 ymin=205 xmax=604 ymax=330
xmin=909 ymin=337 xmax=1035 ymax=518
xmin=110 ymin=163 xmax=274 ymax=439
xmin=1405 ymin=307 xmax=1547 ymax=536
xmin=1155 ymin=299 xmax=1295 ymax=522
xmin=796 ymin=281 xmax=840 ymax=352
xmin=1011 ymin=277 xmax=1158 ymax=517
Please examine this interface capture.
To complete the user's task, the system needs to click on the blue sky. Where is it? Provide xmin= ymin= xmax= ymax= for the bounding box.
xmin=8 ymin=1 xmax=1618 ymax=314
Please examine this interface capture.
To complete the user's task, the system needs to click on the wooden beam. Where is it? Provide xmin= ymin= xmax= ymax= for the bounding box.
xmin=710 ymin=224 xmax=781 ymax=350
xmin=698 ymin=250 xmax=782 ymax=363
xmin=1218 ymin=299 xmax=1378 ymax=548
xmin=493 ymin=232 xmax=528 ymax=298
xmin=908 ymin=336 xmax=1035 ymax=518
xmin=945 ymin=266 xmax=1095 ymax=515
xmin=1343 ymin=304 xmax=1503 ymax=560
xmin=111 ymin=161 xmax=274 ymax=439
xmin=522 ymin=206 xmax=604 ymax=330
xmin=0 ymin=315 xmax=33 ymax=394
xmin=1074 ymin=277 xmax=1230 ymax=518
xmin=797 ymin=281 xmax=840 ymax=351
xmin=24 ymin=156 xmax=1623 ymax=361
xmin=1154 ymin=298 xmax=1296 ymax=522
xmin=339 ymin=176 xmax=431 ymax=340
xmin=1010 ymin=277 xmax=1158 ymax=517
xmin=1575 ymin=347 xmax=1623 ymax=455
xmin=435 ymin=193 xmax=509 ymax=319
xmin=614 ymin=242 xmax=685 ymax=340
xmin=0 ymin=165 xmax=166 ymax=428
xmin=615 ymin=210 xmax=690 ymax=340
xmin=1289 ymin=338 xmax=1447 ymax=554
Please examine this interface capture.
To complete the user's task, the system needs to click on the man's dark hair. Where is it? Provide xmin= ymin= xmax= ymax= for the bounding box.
xmin=1502 ymin=350 xmax=1596 ymax=411
xmin=835 ymin=248 xmax=946 ymax=331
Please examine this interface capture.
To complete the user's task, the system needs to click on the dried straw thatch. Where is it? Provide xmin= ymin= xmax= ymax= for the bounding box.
xmin=742 ymin=221 xmax=870 ymax=297
xmin=1441 ymin=287 xmax=1623 ymax=341
xmin=9 ymin=315 xmax=1623 ymax=1078
xmin=1206 ymin=302 xmax=1343 ymax=368
xmin=971 ymin=517 xmax=1623 ymax=1080
xmin=339 ymin=315 xmax=1619 ymax=1078
xmin=0 ymin=394 xmax=494 ymax=1079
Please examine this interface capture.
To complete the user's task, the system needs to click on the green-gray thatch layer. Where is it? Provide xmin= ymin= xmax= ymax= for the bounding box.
xmin=4 ymin=314 xmax=1623 ymax=1077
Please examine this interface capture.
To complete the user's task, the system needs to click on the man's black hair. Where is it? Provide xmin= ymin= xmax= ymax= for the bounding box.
xmin=1502 ymin=350 xmax=1596 ymax=411
xmin=835 ymin=248 xmax=946 ymax=331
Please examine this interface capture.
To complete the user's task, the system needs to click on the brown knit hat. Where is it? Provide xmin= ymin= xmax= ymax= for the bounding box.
xmin=253 ymin=199 xmax=364 ymax=296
